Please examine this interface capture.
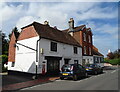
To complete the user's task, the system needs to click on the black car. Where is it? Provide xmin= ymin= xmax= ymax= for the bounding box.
xmin=85 ymin=64 xmax=103 ymax=74
xmin=60 ymin=64 xmax=88 ymax=81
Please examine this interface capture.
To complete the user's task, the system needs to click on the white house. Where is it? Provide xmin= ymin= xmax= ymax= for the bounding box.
xmin=8 ymin=21 xmax=82 ymax=75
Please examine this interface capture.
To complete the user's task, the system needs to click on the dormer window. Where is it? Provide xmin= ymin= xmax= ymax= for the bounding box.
xmin=83 ymin=33 xmax=86 ymax=41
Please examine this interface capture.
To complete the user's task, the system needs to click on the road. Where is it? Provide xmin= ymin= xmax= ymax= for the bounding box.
xmin=21 ymin=66 xmax=119 ymax=90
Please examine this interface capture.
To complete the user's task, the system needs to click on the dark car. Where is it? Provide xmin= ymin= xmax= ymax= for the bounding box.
xmin=60 ymin=64 xmax=88 ymax=81
xmin=85 ymin=64 xmax=103 ymax=75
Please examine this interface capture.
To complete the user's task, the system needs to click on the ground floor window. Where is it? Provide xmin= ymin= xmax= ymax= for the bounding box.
xmin=82 ymin=59 xmax=86 ymax=66
xmin=11 ymin=62 xmax=15 ymax=67
xmin=64 ymin=59 xmax=70 ymax=64
xmin=74 ymin=60 xmax=78 ymax=64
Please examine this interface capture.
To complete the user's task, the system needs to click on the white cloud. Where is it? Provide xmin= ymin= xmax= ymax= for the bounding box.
xmin=0 ymin=3 xmax=23 ymax=22
xmin=1 ymin=2 xmax=118 ymax=56
xmin=16 ymin=16 xmax=37 ymax=31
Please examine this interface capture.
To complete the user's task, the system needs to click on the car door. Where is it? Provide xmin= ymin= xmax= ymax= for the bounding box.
xmin=95 ymin=64 xmax=99 ymax=73
xmin=78 ymin=64 xmax=85 ymax=76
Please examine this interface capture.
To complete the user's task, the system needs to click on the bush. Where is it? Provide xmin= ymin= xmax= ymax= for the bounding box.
xmin=105 ymin=58 xmax=120 ymax=65
xmin=0 ymin=55 xmax=8 ymax=65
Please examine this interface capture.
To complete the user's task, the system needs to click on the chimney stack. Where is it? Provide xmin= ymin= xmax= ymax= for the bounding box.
xmin=44 ymin=21 xmax=49 ymax=26
xmin=68 ymin=18 xmax=74 ymax=29
xmin=54 ymin=26 xmax=57 ymax=29
xmin=68 ymin=18 xmax=74 ymax=36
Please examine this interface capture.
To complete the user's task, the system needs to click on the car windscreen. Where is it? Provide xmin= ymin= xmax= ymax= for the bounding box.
xmin=61 ymin=65 xmax=73 ymax=72
xmin=86 ymin=64 xmax=95 ymax=67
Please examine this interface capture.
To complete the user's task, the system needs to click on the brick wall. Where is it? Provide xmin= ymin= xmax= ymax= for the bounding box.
xmin=18 ymin=26 xmax=38 ymax=41
xmin=73 ymin=28 xmax=93 ymax=56
xmin=8 ymin=32 xmax=16 ymax=62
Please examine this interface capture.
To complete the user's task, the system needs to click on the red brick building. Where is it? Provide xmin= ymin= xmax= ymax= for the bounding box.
xmin=63 ymin=18 xmax=104 ymax=65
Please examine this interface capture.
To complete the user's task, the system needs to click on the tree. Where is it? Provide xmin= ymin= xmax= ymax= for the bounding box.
xmin=9 ymin=27 xmax=20 ymax=40
xmin=113 ymin=49 xmax=120 ymax=58
xmin=107 ymin=49 xmax=120 ymax=59
xmin=107 ymin=52 xmax=114 ymax=59
xmin=0 ymin=31 xmax=9 ymax=55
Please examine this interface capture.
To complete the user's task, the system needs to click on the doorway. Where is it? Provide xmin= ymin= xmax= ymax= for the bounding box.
xmin=45 ymin=56 xmax=62 ymax=75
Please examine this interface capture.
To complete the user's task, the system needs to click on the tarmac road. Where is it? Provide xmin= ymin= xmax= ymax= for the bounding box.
xmin=21 ymin=66 xmax=119 ymax=90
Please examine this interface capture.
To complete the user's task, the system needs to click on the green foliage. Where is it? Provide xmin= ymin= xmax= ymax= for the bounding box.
xmin=9 ymin=27 xmax=20 ymax=40
xmin=0 ymin=55 xmax=8 ymax=65
xmin=0 ymin=31 xmax=9 ymax=55
xmin=107 ymin=49 xmax=120 ymax=59
xmin=104 ymin=58 xmax=120 ymax=65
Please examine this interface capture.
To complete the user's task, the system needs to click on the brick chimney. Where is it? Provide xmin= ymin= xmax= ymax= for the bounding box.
xmin=68 ymin=18 xmax=74 ymax=36
xmin=68 ymin=18 xmax=74 ymax=29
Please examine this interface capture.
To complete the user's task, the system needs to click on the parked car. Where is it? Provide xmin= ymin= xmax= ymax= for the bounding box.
xmin=60 ymin=64 xmax=88 ymax=81
xmin=85 ymin=64 xmax=103 ymax=75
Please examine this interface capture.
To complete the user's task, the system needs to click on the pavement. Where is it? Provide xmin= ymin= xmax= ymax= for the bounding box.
xmin=1 ymin=73 xmax=60 ymax=91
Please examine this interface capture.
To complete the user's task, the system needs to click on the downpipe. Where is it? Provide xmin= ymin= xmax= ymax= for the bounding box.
xmin=35 ymin=36 xmax=41 ymax=79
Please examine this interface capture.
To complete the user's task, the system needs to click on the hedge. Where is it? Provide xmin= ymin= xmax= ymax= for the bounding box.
xmin=105 ymin=58 xmax=120 ymax=65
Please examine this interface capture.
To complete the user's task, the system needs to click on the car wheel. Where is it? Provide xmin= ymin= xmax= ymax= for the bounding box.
xmin=60 ymin=77 xmax=64 ymax=80
xmin=94 ymin=71 xmax=98 ymax=75
xmin=73 ymin=75 xmax=78 ymax=81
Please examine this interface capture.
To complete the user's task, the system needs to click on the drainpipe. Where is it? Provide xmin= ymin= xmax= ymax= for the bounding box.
xmin=35 ymin=36 xmax=41 ymax=79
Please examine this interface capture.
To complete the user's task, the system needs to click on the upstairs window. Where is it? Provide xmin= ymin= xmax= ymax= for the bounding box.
xmin=89 ymin=35 xmax=91 ymax=43
xmin=84 ymin=46 xmax=86 ymax=54
xmin=83 ymin=33 xmax=86 ymax=41
xmin=74 ymin=60 xmax=78 ymax=64
xmin=74 ymin=47 xmax=78 ymax=54
xmin=89 ymin=47 xmax=91 ymax=55
xmin=51 ymin=42 xmax=57 ymax=52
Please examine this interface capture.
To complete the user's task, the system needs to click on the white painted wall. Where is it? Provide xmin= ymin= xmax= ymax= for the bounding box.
xmin=83 ymin=56 xmax=94 ymax=64
xmin=8 ymin=36 xmax=39 ymax=74
xmin=39 ymin=38 xmax=82 ymax=73
xmin=8 ymin=37 xmax=82 ymax=74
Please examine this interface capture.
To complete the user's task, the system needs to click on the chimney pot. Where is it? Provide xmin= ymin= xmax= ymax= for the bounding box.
xmin=54 ymin=26 xmax=57 ymax=29
xmin=44 ymin=21 xmax=49 ymax=25
xmin=68 ymin=18 xmax=74 ymax=29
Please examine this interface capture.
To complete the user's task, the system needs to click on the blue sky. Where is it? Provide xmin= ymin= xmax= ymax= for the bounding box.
xmin=0 ymin=1 xmax=119 ymax=57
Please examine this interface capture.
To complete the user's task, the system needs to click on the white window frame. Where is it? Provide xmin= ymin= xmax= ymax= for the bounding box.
xmin=83 ymin=33 xmax=86 ymax=41
xmin=84 ymin=46 xmax=86 ymax=54
xmin=89 ymin=47 xmax=91 ymax=55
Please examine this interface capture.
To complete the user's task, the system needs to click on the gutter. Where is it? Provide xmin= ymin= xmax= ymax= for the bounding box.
xmin=35 ymin=36 xmax=41 ymax=79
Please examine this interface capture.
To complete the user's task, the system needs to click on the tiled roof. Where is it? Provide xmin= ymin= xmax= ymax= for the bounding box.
xmin=63 ymin=25 xmax=85 ymax=32
xmin=92 ymin=49 xmax=104 ymax=56
xmin=22 ymin=22 xmax=81 ymax=47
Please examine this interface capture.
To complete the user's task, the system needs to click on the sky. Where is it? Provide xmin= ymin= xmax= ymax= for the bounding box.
xmin=0 ymin=0 xmax=119 ymax=57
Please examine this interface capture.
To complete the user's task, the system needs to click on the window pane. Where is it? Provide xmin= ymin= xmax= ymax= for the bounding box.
xmin=51 ymin=42 xmax=57 ymax=52
xmin=74 ymin=47 xmax=78 ymax=54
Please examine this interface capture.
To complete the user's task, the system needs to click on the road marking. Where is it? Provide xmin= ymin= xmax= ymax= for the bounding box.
xmin=21 ymin=82 xmax=53 ymax=90
xmin=111 ymin=70 xmax=117 ymax=73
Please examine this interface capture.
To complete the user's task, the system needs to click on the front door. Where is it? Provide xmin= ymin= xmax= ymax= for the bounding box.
xmin=47 ymin=59 xmax=59 ymax=75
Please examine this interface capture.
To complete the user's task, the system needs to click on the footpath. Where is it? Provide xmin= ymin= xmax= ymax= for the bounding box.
xmin=1 ymin=74 xmax=59 ymax=91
